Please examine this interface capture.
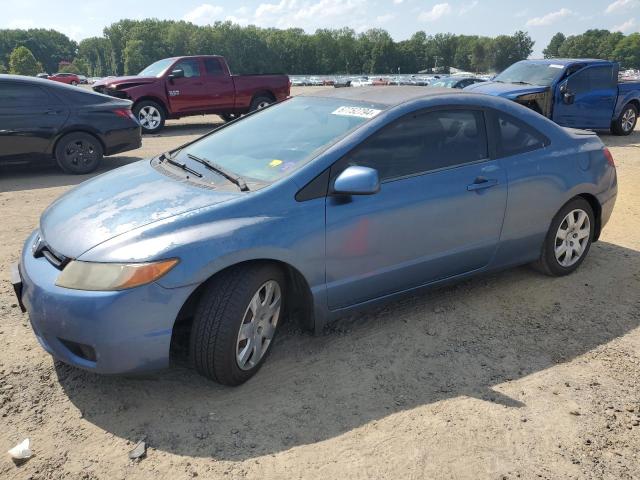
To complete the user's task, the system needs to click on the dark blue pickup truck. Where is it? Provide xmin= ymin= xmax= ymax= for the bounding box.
xmin=466 ymin=59 xmax=640 ymax=135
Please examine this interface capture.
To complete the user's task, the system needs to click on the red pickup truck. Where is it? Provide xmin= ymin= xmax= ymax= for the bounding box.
xmin=93 ymin=55 xmax=290 ymax=133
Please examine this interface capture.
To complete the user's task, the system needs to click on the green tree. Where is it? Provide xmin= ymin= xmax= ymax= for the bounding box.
xmin=9 ymin=46 xmax=41 ymax=75
xmin=493 ymin=31 xmax=534 ymax=71
xmin=543 ymin=33 xmax=566 ymax=58
xmin=59 ymin=58 xmax=89 ymax=75
xmin=0 ymin=62 xmax=6 ymax=73
xmin=123 ymin=39 xmax=145 ymax=75
xmin=613 ymin=33 xmax=640 ymax=68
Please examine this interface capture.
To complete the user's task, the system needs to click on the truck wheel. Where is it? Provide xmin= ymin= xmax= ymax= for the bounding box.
xmin=134 ymin=100 xmax=166 ymax=134
xmin=532 ymin=198 xmax=594 ymax=277
xmin=249 ymin=96 xmax=274 ymax=112
xmin=54 ymin=132 xmax=103 ymax=174
xmin=220 ymin=113 xmax=238 ymax=122
xmin=190 ymin=263 xmax=285 ymax=385
xmin=612 ymin=103 xmax=637 ymax=136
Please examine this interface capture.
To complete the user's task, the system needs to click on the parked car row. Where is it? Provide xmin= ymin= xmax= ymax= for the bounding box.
xmin=291 ymin=74 xmax=486 ymax=89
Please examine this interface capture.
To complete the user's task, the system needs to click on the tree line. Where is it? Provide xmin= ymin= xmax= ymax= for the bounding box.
xmin=543 ymin=29 xmax=640 ymax=68
xmin=1 ymin=21 xmax=639 ymax=78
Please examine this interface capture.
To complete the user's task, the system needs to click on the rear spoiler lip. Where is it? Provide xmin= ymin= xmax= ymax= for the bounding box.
xmin=562 ymin=126 xmax=598 ymax=136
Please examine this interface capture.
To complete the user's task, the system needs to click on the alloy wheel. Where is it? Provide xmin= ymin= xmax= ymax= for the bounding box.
xmin=622 ymin=108 xmax=636 ymax=133
xmin=554 ymin=209 xmax=590 ymax=267
xmin=236 ymin=280 xmax=282 ymax=371
xmin=138 ymin=106 xmax=162 ymax=130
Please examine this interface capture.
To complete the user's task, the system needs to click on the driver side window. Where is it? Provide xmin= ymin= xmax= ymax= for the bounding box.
xmin=173 ymin=59 xmax=201 ymax=78
xmin=337 ymin=109 xmax=488 ymax=182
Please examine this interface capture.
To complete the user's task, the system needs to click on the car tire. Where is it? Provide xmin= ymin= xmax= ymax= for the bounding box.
xmin=54 ymin=132 xmax=103 ymax=175
xmin=612 ymin=103 xmax=637 ymax=136
xmin=249 ymin=95 xmax=274 ymax=112
xmin=220 ymin=113 xmax=238 ymax=122
xmin=71 ymin=81 xmax=78 ymax=86
xmin=533 ymin=197 xmax=595 ymax=277
xmin=134 ymin=100 xmax=166 ymax=134
xmin=190 ymin=263 xmax=285 ymax=386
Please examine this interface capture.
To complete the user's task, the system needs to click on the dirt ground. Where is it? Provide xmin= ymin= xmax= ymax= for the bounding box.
xmin=0 ymin=87 xmax=639 ymax=480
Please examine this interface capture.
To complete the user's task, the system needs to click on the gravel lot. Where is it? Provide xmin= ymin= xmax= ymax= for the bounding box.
xmin=0 ymin=87 xmax=639 ymax=480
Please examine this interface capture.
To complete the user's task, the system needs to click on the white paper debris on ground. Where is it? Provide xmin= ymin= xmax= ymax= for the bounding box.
xmin=8 ymin=438 xmax=32 ymax=461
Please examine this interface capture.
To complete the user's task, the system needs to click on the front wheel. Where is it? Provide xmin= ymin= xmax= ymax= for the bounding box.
xmin=612 ymin=103 xmax=637 ymax=136
xmin=134 ymin=100 xmax=166 ymax=134
xmin=190 ymin=264 xmax=285 ymax=385
xmin=533 ymin=198 xmax=595 ymax=276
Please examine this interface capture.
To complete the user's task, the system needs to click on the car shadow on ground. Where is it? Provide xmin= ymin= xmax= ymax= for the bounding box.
xmin=599 ymin=128 xmax=640 ymax=148
xmin=155 ymin=120 xmax=224 ymax=138
xmin=0 ymin=156 xmax=141 ymax=193
xmin=55 ymin=241 xmax=640 ymax=461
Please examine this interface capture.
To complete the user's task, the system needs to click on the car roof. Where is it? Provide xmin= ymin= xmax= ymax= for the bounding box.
xmin=299 ymin=86 xmax=465 ymax=106
xmin=0 ymin=74 xmax=54 ymax=84
xmin=521 ymin=58 xmax=611 ymax=66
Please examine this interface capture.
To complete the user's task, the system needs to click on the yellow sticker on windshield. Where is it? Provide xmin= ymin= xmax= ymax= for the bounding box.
xmin=269 ymin=159 xmax=283 ymax=167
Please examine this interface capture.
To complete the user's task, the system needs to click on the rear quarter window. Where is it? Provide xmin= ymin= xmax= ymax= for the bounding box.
xmin=491 ymin=110 xmax=549 ymax=157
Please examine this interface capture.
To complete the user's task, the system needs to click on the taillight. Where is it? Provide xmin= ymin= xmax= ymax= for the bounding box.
xmin=113 ymin=108 xmax=136 ymax=122
xmin=603 ymin=147 xmax=615 ymax=167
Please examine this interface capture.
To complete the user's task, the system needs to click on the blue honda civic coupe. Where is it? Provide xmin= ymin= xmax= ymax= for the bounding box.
xmin=12 ymin=87 xmax=617 ymax=385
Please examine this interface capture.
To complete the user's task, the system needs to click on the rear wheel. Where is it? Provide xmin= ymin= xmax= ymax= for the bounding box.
xmin=533 ymin=198 xmax=595 ymax=276
xmin=249 ymin=95 xmax=274 ymax=112
xmin=220 ymin=113 xmax=238 ymax=122
xmin=134 ymin=100 xmax=166 ymax=134
xmin=190 ymin=264 xmax=285 ymax=385
xmin=612 ymin=103 xmax=637 ymax=136
xmin=54 ymin=132 xmax=103 ymax=174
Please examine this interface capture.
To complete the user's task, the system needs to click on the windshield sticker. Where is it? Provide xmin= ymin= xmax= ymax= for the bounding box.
xmin=269 ymin=159 xmax=283 ymax=167
xmin=549 ymin=64 xmax=564 ymax=69
xmin=331 ymin=106 xmax=382 ymax=119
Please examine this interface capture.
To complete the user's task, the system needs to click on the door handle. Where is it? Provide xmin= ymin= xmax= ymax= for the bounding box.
xmin=467 ymin=177 xmax=498 ymax=191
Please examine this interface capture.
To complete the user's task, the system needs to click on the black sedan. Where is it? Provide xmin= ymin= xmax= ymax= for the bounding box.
xmin=0 ymin=75 xmax=141 ymax=174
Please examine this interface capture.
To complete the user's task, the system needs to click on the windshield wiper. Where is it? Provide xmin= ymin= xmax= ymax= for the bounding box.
xmin=511 ymin=81 xmax=533 ymax=85
xmin=187 ymin=153 xmax=249 ymax=192
xmin=161 ymin=155 xmax=203 ymax=178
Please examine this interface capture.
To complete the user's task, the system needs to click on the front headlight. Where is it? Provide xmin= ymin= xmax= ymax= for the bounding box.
xmin=55 ymin=259 xmax=179 ymax=291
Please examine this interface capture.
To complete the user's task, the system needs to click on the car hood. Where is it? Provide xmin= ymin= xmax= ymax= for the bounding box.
xmin=40 ymin=160 xmax=240 ymax=258
xmin=93 ymin=76 xmax=158 ymax=89
xmin=464 ymin=81 xmax=549 ymax=98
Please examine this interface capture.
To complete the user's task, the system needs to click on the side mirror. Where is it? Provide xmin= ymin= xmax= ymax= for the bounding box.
xmin=168 ymin=68 xmax=184 ymax=81
xmin=563 ymin=93 xmax=575 ymax=105
xmin=332 ymin=166 xmax=380 ymax=196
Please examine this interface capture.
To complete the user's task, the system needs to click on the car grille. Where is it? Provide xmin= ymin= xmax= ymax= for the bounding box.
xmin=32 ymin=234 xmax=69 ymax=270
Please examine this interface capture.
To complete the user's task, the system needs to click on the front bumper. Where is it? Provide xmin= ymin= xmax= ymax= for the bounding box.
xmin=17 ymin=231 xmax=195 ymax=374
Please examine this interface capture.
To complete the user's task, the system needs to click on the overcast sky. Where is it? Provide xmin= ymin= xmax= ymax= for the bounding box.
xmin=2 ymin=0 xmax=639 ymax=55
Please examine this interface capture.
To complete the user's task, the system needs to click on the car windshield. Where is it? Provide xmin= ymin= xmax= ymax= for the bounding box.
xmin=494 ymin=61 xmax=565 ymax=86
xmin=139 ymin=58 xmax=175 ymax=77
xmin=177 ymin=96 xmax=385 ymax=183
xmin=431 ymin=78 xmax=457 ymax=87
